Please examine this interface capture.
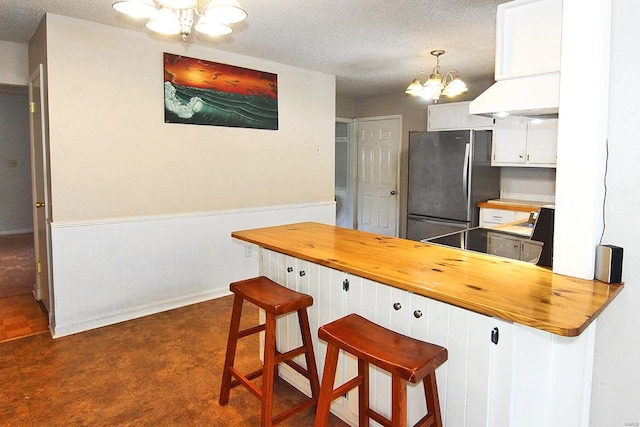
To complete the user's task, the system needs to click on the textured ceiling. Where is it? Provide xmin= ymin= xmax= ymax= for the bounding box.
xmin=0 ymin=0 xmax=508 ymax=99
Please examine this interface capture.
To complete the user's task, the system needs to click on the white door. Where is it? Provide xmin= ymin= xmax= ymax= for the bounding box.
xmin=28 ymin=64 xmax=52 ymax=316
xmin=356 ymin=117 xmax=400 ymax=236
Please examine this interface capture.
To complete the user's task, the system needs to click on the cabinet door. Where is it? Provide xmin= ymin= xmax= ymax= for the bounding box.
xmin=521 ymin=241 xmax=543 ymax=262
xmin=492 ymin=118 xmax=528 ymax=164
xmin=408 ymin=292 xmax=493 ymax=426
xmin=526 ymin=118 xmax=558 ymax=165
xmin=428 ymin=103 xmax=462 ymax=131
xmin=487 ymin=233 xmax=522 ymax=260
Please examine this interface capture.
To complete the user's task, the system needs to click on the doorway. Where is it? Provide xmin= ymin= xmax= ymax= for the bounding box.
xmin=335 ymin=119 xmax=356 ymax=228
xmin=354 ymin=116 xmax=402 ymax=237
xmin=0 ymin=84 xmax=49 ymax=340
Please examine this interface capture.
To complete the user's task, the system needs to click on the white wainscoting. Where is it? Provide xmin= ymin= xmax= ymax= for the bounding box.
xmin=50 ymin=202 xmax=335 ymax=337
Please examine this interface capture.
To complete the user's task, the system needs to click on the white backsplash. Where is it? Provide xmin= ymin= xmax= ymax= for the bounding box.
xmin=499 ymin=167 xmax=556 ymax=203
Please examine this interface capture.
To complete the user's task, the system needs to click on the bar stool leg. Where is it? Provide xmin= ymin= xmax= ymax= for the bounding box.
xmin=261 ymin=313 xmax=277 ymax=427
xmin=298 ymin=308 xmax=320 ymax=398
xmin=391 ymin=375 xmax=408 ymax=427
xmin=219 ymin=294 xmax=244 ymax=405
xmin=357 ymin=359 xmax=370 ymax=427
xmin=423 ymin=372 xmax=443 ymax=427
xmin=314 ymin=343 xmax=340 ymax=427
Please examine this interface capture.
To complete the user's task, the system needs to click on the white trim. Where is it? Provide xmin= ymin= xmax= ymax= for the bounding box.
xmin=51 ymin=201 xmax=333 ymax=228
xmin=53 ymin=288 xmax=231 ymax=338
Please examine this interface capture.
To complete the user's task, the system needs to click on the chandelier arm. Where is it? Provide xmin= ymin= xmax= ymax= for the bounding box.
xmin=412 ymin=71 xmax=430 ymax=83
xmin=442 ymin=70 xmax=460 ymax=85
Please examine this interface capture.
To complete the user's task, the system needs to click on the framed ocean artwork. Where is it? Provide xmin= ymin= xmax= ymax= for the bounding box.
xmin=163 ymin=52 xmax=278 ymax=130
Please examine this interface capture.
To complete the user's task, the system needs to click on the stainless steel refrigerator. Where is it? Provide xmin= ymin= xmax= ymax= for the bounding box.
xmin=406 ymin=130 xmax=500 ymax=241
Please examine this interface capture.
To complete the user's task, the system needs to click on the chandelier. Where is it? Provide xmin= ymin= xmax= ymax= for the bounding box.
xmin=112 ymin=0 xmax=248 ymax=42
xmin=405 ymin=50 xmax=468 ymax=103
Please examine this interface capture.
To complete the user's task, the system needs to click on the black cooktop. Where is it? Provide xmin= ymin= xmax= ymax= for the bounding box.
xmin=422 ymin=227 xmax=543 ymax=264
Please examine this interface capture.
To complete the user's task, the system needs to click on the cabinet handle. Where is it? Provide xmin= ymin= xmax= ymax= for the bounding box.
xmin=491 ymin=327 xmax=500 ymax=345
xmin=413 ymin=310 xmax=422 ymax=318
xmin=299 ymin=270 xmax=306 ymax=277
xmin=287 ymin=267 xmax=293 ymax=273
xmin=393 ymin=302 xmax=402 ymax=311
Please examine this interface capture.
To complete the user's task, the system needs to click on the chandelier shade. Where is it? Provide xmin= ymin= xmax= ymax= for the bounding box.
xmin=113 ymin=0 xmax=247 ymax=41
xmin=405 ymin=50 xmax=468 ymax=103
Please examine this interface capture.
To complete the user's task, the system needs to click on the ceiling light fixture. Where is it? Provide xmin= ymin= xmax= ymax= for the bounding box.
xmin=112 ymin=0 xmax=247 ymax=42
xmin=405 ymin=50 xmax=468 ymax=103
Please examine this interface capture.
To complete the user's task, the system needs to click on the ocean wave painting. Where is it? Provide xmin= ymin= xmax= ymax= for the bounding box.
xmin=163 ymin=53 xmax=278 ymax=130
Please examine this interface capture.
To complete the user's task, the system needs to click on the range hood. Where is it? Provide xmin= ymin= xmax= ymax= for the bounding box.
xmin=469 ymin=72 xmax=559 ymax=118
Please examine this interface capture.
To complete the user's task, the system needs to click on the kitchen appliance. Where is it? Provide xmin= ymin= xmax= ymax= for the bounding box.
xmin=406 ymin=130 xmax=500 ymax=241
xmin=423 ymin=227 xmax=544 ymax=263
xmin=595 ymin=245 xmax=623 ymax=283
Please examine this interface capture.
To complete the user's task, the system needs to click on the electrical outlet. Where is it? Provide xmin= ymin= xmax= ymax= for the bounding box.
xmin=8 ymin=160 xmax=17 ymax=168
xmin=245 ymin=246 xmax=252 ymax=257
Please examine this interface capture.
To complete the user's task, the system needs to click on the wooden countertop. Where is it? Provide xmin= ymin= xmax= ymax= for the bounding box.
xmin=478 ymin=199 xmax=549 ymax=212
xmin=232 ymin=222 xmax=623 ymax=337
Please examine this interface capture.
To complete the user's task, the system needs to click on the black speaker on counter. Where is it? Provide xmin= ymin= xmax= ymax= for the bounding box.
xmin=595 ymin=245 xmax=623 ymax=283
xmin=531 ymin=206 xmax=555 ymax=268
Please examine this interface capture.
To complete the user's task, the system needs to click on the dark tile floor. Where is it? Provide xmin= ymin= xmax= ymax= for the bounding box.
xmin=0 ymin=295 xmax=348 ymax=426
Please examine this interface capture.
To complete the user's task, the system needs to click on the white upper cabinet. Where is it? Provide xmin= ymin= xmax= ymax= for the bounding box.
xmin=495 ymin=0 xmax=563 ymax=79
xmin=428 ymin=101 xmax=494 ymax=131
xmin=492 ymin=117 xmax=558 ymax=167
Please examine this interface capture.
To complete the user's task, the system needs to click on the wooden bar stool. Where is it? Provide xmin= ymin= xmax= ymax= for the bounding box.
xmin=314 ymin=314 xmax=448 ymax=427
xmin=219 ymin=276 xmax=320 ymax=426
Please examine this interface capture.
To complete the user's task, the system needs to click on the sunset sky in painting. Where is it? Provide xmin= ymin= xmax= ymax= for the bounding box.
xmin=163 ymin=53 xmax=278 ymax=99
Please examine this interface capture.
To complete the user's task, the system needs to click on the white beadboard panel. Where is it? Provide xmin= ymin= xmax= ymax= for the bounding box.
xmin=508 ymin=322 xmax=596 ymax=427
xmin=50 ymin=202 xmax=334 ymax=337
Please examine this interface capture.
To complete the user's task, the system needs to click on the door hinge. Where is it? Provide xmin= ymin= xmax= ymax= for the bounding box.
xmin=29 ymin=102 xmax=36 ymax=113
xmin=36 ymin=262 xmax=42 ymax=274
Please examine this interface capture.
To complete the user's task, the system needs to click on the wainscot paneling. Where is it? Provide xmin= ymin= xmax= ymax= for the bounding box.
xmin=50 ymin=202 xmax=335 ymax=337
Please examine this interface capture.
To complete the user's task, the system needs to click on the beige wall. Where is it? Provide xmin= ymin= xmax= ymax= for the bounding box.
xmin=34 ymin=14 xmax=335 ymax=222
xmin=0 ymin=41 xmax=28 ymax=86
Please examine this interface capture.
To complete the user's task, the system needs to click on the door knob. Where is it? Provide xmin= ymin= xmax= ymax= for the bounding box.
xmin=390 ymin=190 xmax=397 ymax=195
xmin=35 ymin=202 xmax=45 ymax=208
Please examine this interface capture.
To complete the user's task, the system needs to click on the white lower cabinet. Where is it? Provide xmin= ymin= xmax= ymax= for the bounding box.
xmin=259 ymin=248 xmax=596 ymax=427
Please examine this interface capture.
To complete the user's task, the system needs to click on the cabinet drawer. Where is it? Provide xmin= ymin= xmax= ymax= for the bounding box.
xmin=481 ymin=208 xmax=517 ymax=225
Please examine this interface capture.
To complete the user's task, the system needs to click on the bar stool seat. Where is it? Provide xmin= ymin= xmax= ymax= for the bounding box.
xmin=314 ymin=313 xmax=448 ymax=427
xmin=219 ymin=276 xmax=320 ymax=426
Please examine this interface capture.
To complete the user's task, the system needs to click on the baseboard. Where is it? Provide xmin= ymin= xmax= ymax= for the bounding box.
xmin=0 ymin=228 xmax=33 ymax=236
xmin=52 ymin=288 xmax=231 ymax=338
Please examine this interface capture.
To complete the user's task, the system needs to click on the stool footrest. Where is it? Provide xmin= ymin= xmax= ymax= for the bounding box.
xmin=238 ymin=323 xmax=265 ymax=338
xmin=331 ymin=375 xmax=362 ymax=400
xmin=271 ymin=396 xmax=318 ymax=425
xmin=368 ymin=408 xmax=392 ymax=427
xmin=274 ymin=346 xmax=306 ymax=364
xmin=229 ymin=367 xmax=263 ymax=399
xmin=414 ymin=413 xmax=436 ymax=427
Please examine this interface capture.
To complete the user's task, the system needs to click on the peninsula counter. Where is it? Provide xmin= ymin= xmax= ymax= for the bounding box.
xmin=232 ymin=222 xmax=623 ymax=426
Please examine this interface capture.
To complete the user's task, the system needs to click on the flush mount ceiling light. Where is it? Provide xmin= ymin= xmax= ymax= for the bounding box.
xmin=112 ymin=0 xmax=247 ymax=42
xmin=405 ymin=50 xmax=468 ymax=103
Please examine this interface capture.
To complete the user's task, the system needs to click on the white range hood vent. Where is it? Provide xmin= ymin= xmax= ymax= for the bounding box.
xmin=469 ymin=72 xmax=560 ymax=118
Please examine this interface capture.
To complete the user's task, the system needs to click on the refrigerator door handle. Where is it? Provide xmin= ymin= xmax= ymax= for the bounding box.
xmin=463 ymin=142 xmax=470 ymax=199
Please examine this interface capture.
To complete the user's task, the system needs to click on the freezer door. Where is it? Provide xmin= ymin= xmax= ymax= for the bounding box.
xmin=408 ymin=131 xmax=471 ymax=222
xmin=406 ymin=216 xmax=469 ymax=242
